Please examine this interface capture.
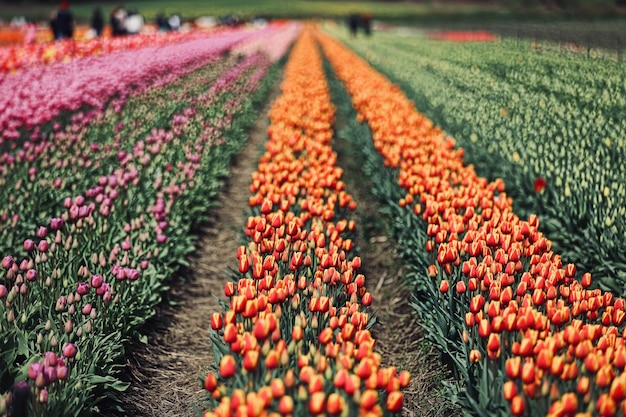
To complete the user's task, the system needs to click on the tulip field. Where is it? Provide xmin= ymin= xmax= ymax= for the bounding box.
xmin=2 ymin=15 xmax=626 ymax=417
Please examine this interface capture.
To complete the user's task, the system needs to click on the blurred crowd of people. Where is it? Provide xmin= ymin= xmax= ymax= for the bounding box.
xmin=48 ymin=1 xmax=184 ymax=41
xmin=2 ymin=1 xmax=270 ymax=45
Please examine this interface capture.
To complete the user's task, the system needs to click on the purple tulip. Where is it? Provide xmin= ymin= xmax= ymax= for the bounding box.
xmin=78 ymin=205 xmax=91 ymax=218
xmin=127 ymin=268 xmax=139 ymax=281
xmin=69 ymin=205 xmax=80 ymax=220
xmin=44 ymin=366 xmax=57 ymax=383
xmin=115 ymin=268 xmax=126 ymax=281
xmin=56 ymin=365 xmax=68 ymax=380
xmin=50 ymin=217 xmax=64 ymax=230
xmin=44 ymin=351 xmax=58 ymax=367
xmin=38 ymin=388 xmax=49 ymax=404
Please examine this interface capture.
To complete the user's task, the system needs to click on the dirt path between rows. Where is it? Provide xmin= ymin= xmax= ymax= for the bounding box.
xmin=109 ymin=77 xmax=458 ymax=417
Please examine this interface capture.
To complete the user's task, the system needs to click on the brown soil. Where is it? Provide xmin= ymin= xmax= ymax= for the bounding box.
xmin=109 ymin=79 xmax=458 ymax=417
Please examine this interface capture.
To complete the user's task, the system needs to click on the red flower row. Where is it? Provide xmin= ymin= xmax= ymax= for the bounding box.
xmin=201 ymin=26 xmax=409 ymax=417
xmin=318 ymin=29 xmax=626 ymax=417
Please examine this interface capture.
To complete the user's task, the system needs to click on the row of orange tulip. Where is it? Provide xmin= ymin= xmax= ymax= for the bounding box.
xmin=201 ymin=26 xmax=409 ymax=417
xmin=317 ymin=29 xmax=626 ymax=417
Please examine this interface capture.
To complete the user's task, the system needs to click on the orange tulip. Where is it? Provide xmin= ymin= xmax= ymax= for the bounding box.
xmin=510 ymin=395 xmax=525 ymax=416
xmin=278 ymin=395 xmax=294 ymax=415
xmin=309 ymin=392 xmax=326 ymax=415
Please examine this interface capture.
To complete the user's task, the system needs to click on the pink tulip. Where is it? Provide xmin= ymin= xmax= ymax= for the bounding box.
xmin=50 ymin=217 xmax=63 ymax=230
xmin=25 ymin=269 xmax=37 ymax=282
xmin=1 ymin=255 xmax=14 ymax=269
xmin=90 ymin=274 xmax=103 ymax=288
xmin=29 ymin=362 xmax=44 ymax=380
xmin=36 ymin=226 xmax=48 ymax=238
xmin=82 ymin=303 xmax=92 ymax=315
xmin=23 ymin=239 xmax=35 ymax=252
xmin=62 ymin=343 xmax=77 ymax=358
xmin=37 ymin=240 xmax=48 ymax=252
xmin=76 ymin=282 xmax=90 ymax=295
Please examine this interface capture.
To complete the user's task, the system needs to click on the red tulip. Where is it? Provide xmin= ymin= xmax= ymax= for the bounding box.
xmin=386 ymin=390 xmax=403 ymax=413
xmin=469 ymin=349 xmax=482 ymax=363
xmin=204 ymin=373 xmax=218 ymax=392
xmin=327 ymin=392 xmax=345 ymax=415
xmin=219 ymin=355 xmax=236 ymax=378
xmin=360 ymin=389 xmax=378 ymax=410
xmin=533 ymin=177 xmax=546 ymax=193
xmin=210 ymin=313 xmax=223 ymax=331
xmin=243 ymin=350 xmax=259 ymax=371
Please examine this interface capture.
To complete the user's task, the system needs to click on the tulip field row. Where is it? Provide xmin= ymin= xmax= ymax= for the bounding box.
xmin=325 ymin=24 xmax=626 ymax=295
xmin=0 ymin=27 xmax=249 ymax=74
xmin=0 ymin=22 xmax=298 ymax=416
xmin=199 ymin=26 xmax=409 ymax=417
xmin=318 ymin=27 xmax=626 ymax=417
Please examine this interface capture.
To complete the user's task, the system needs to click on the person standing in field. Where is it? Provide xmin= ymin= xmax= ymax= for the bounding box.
xmin=361 ymin=12 xmax=372 ymax=36
xmin=348 ymin=13 xmax=359 ymax=37
xmin=91 ymin=7 xmax=104 ymax=37
xmin=50 ymin=0 xmax=75 ymax=40
xmin=110 ymin=6 xmax=128 ymax=36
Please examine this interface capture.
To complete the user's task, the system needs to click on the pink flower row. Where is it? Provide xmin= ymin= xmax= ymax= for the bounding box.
xmin=0 ymin=23 xmax=289 ymax=140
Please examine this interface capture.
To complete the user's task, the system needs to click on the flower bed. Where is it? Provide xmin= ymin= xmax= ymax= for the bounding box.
xmin=0 ymin=23 xmax=295 ymax=143
xmin=322 ymin=24 xmax=626 ymax=294
xmin=318 ymin=29 xmax=626 ymax=417
xmin=0 ymin=25 xmax=244 ymax=74
xmin=200 ymin=25 xmax=409 ymax=417
xmin=0 ymin=23 xmax=298 ymax=416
